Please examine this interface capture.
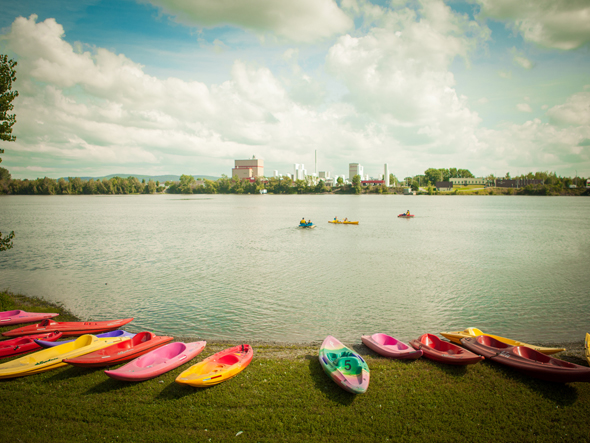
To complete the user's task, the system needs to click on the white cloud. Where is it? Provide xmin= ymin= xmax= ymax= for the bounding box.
xmin=509 ymin=47 xmax=534 ymax=69
xmin=517 ymin=103 xmax=532 ymax=112
xmin=143 ymin=0 xmax=353 ymax=42
xmin=498 ymin=70 xmax=512 ymax=78
xmin=476 ymin=0 xmax=590 ymax=50
xmin=547 ymin=91 xmax=590 ymax=126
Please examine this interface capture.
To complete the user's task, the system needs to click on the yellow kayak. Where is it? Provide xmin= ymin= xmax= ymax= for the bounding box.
xmin=0 ymin=334 xmax=130 ymax=379
xmin=585 ymin=333 xmax=589 ymax=366
xmin=328 ymin=220 xmax=359 ymax=225
xmin=439 ymin=327 xmax=565 ymax=355
xmin=176 ymin=344 xmax=253 ymax=387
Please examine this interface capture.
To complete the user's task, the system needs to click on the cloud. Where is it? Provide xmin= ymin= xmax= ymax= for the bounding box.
xmin=517 ymin=103 xmax=532 ymax=112
xmin=509 ymin=47 xmax=533 ymax=69
xmin=326 ymin=0 xmax=486 ymax=145
xmin=546 ymin=91 xmax=590 ymax=126
xmin=498 ymin=70 xmax=512 ymax=78
xmin=143 ymin=0 xmax=353 ymax=42
xmin=475 ymin=0 xmax=590 ymax=50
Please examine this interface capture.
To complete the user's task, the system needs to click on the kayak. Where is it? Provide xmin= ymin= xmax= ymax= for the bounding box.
xmin=2 ymin=317 xmax=134 ymax=338
xmin=0 ymin=332 xmax=62 ymax=359
xmin=585 ymin=333 xmax=589 ymax=366
xmin=319 ymin=336 xmax=370 ymax=394
xmin=439 ymin=327 xmax=565 ymax=355
xmin=176 ymin=344 xmax=253 ymax=387
xmin=0 ymin=310 xmax=59 ymax=326
xmin=35 ymin=329 xmax=136 ymax=348
xmin=299 ymin=223 xmax=315 ymax=229
xmin=361 ymin=333 xmax=422 ymax=360
xmin=461 ymin=336 xmax=590 ymax=383
xmin=409 ymin=333 xmax=483 ymax=366
xmin=64 ymin=331 xmax=173 ymax=368
xmin=328 ymin=220 xmax=359 ymax=225
xmin=398 ymin=214 xmax=414 ymax=218
xmin=104 ymin=341 xmax=206 ymax=382
xmin=0 ymin=334 xmax=130 ymax=379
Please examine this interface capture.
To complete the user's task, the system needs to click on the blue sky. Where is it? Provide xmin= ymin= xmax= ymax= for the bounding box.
xmin=1 ymin=0 xmax=589 ymax=179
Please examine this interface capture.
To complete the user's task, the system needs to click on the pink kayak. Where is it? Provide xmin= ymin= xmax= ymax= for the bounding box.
xmin=0 ymin=310 xmax=59 ymax=326
xmin=0 ymin=332 xmax=63 ymax=359
xmin=361 ymin=333 xmax=423 ymax=359
xmin=104 ymin=341 xmax=206 ymax=382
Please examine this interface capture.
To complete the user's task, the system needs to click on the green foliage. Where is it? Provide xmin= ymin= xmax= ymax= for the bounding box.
xmin=1 ymin=55 xmax=18 ymax=143
xmin=423 ymin=168 xmax=442 ymax=185
xmin=0 ymin=230 xmax=14 ymax=251
xmin=337 ymin=176 xmax=343 ymax=186
xmin=352 ymin=174 xmax=362 ymax=194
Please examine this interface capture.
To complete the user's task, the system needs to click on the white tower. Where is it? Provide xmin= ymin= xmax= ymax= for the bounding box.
xmin=384 ymin=164 xmax=390 ymax=186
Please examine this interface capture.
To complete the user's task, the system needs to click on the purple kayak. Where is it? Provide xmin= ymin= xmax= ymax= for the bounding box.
xmin=35 ymin=330 xmax=136 ymax=348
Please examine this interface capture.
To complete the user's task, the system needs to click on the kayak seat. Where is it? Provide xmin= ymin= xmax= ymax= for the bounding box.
xmin=335 ymin=356 xmax=362 ymax=374
xmin=217 ymin=354 xmax=239 ymax=366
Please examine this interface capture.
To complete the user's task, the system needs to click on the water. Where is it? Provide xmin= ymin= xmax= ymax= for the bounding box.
xmin=1 ymin=194 xmax=589 ymax=344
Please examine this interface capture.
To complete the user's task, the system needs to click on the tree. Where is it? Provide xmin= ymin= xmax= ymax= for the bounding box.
xmin=424 ymin=168 xmax=442 ymax=186
xmin=352 ymin=174 xmax=362 ymax=194
xmin=337 ymin=176 xmax=343 ymax=187
xmin=0 ymin=231 xmax=14 ymax=251
xmin=1 ymin=55 xmax=18 ymax=143
xmin=1 ymin=55 xmax=18 ymax=251
xmin=179 ymin=174 xmax=196 ymax=194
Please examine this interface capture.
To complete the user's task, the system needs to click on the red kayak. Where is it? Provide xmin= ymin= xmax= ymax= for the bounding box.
xmin=2 ymin=318 xmax=134 ymax=338
xmin=409 ymin=333 xmax=483 ymax=366
xmin=398 ymin=214 xmax=414 ymax=218
xmin=0 ymin=310 xmax=59 ymax=326
xmin=64 ymin=331 xmax=173 ymax=368
xmin=0 ymin=332 xmax=63 ymax=359
xmin=461 ymin=336 xmax=590 ymax=383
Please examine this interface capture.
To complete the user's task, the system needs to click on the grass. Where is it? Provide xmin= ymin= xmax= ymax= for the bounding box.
xmin=1 ymin=291 xmax=589 ymax=442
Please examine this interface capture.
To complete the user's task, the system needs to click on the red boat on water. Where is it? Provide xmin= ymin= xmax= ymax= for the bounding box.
xmin=64 ymin=331 xmax=173 ymax=368
xmin=2 ymin=318 xmax=134 ymax=338
xmin=0 ymin=310 xmax=59 ymax=326
xmin=461 ymin=336 xmax=590 ymax=383
xmin=398 ymin=214 xmax=414 ymax=218
xmin=0 ymin=332 xmax=62 ymax=359
xmin=409 ymin=333 xmax=483 ymax=366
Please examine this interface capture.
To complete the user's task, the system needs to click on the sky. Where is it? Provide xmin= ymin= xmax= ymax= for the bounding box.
xmin=0 ymin=0 xmax=589 ymax=180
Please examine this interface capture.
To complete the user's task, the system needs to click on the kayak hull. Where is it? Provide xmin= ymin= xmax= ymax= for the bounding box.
xmin=2 ymin=318 xmax=134 ymax=337
xmin=0 ymin=332 xmax=62 ymax=359
xmin=0 ymin=310 xmax=59 ymax=326
xmin=362 ymin=334 xmax=422 ymax=359
xmin=409 ymin=333 xmax=483 ymax=366
xmin=176 ymin=344 xmax=253 ymax=387
xmin=104 ymin=341 xmax=206 ymax=382
xmin=319 ymin=336 xmax=370 ymax=394
xmin=585 ymin=333 xmax=589 ymax=366
xmin=328 ymin=221 xmax=359 ymax=225
xmin=439 ymin=327 xmax=565 ymax=355
xmin=398 ymin=215 xmax=414 ymax=218
xmin=64 ymin=332 xmax=173 ymax=367
xmin=0 ymin=335 xmax=130 ymax=379
xmin=461 ymin=336 xmax=590 ymax=383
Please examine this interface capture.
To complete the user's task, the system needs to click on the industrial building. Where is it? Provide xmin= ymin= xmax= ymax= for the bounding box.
xmin=232 ymin=156 xmax=264 ymax=180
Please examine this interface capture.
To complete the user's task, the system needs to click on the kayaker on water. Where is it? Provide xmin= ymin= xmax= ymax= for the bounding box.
xmin=406 ymin=210 xmax=410 ymax=216
xmin=334 ymin=216 xmax=338 ymax=221
xmin=301 ymin=217 xmax=306 ymax=225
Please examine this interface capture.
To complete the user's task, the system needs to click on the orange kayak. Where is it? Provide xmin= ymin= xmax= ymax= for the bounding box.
xmin=2 ymin=318 xmax=134 ymax=337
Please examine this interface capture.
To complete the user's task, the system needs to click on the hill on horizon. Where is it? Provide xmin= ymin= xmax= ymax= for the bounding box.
xmin=58 ymin=174 xmax=220 ymax=182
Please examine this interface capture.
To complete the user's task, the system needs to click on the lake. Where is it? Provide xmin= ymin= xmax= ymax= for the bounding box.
xmin=1 ymin=194 xmax=589 ymax=345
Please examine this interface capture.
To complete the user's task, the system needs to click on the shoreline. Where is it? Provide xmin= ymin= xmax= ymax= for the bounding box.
xmin=3 ymin=290 xmax=587 ymax=365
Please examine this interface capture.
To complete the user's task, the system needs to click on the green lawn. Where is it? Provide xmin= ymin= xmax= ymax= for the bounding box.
xmin=1 ymin=291 xmax=589 ymax=442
